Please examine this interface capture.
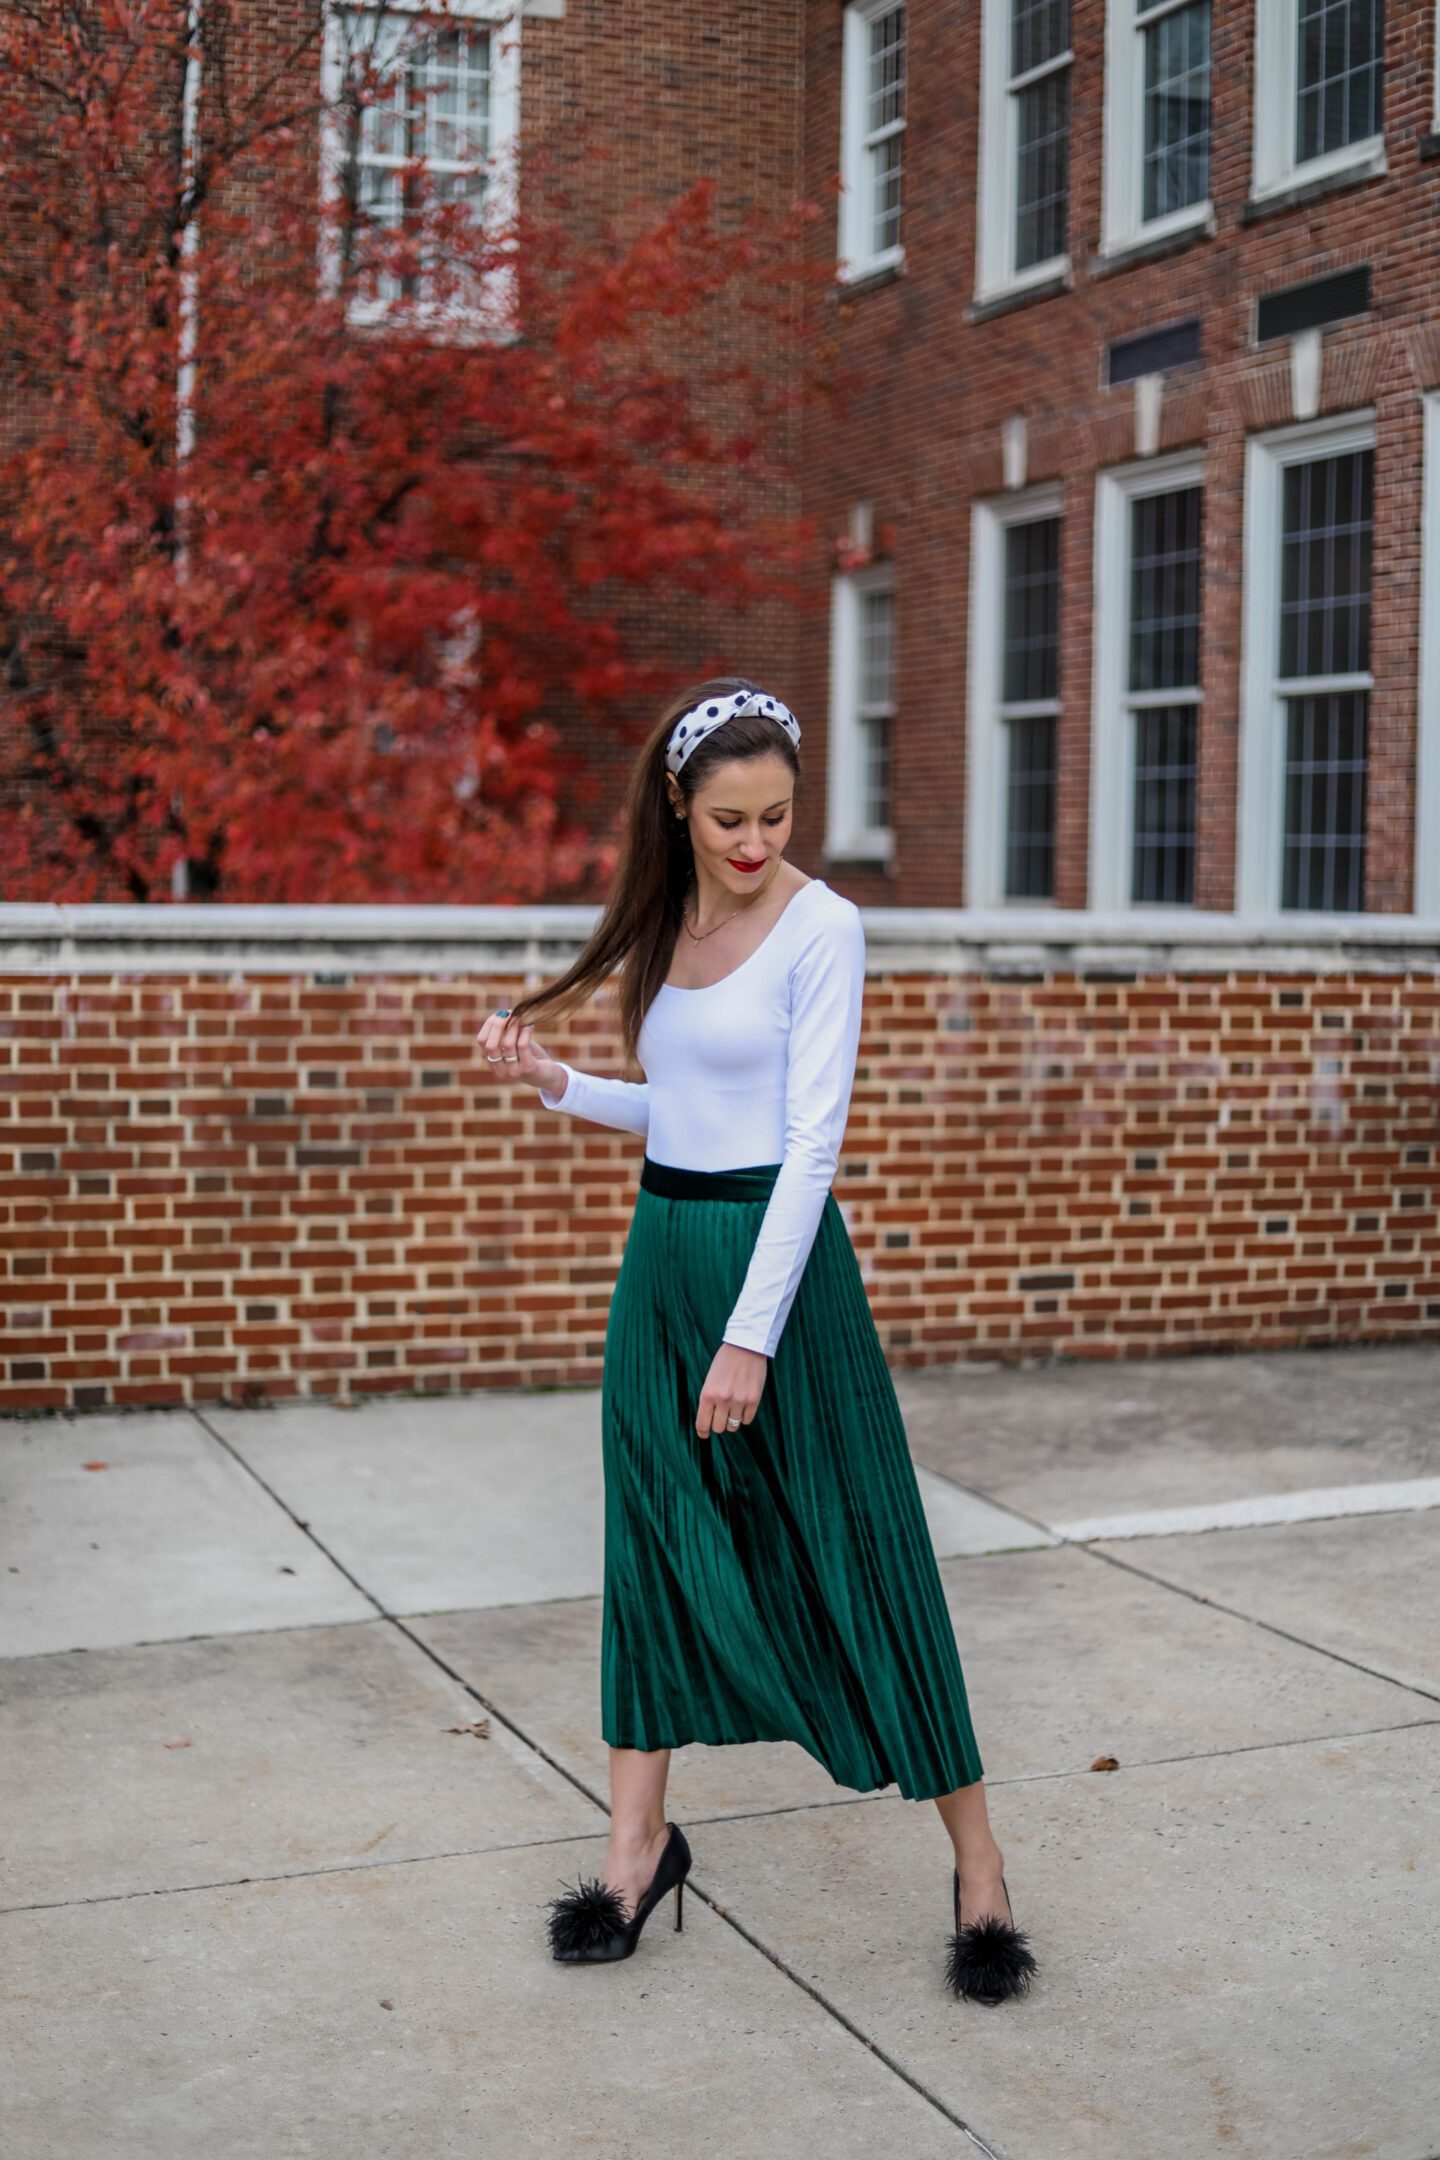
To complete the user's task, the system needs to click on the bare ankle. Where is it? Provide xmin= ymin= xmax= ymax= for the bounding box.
xmin=608 ymin=1817 xmax=668 ymax=1855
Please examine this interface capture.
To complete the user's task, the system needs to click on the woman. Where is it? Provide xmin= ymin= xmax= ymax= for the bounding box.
xmin=475 ymin=678 xmax=1038 ymax=2006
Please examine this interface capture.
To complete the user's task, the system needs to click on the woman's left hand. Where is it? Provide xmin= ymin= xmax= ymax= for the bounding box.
xmin=697 ymin=1344 xmax=767 ymax=1436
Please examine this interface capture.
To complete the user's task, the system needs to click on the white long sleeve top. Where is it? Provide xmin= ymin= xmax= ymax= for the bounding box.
xmin=537 ymin=876 xmax=866 ymax=1358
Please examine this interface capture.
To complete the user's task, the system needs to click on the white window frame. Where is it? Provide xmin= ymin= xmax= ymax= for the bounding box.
xmin=966 ymin=483 xmax=1064 ymax=906
xmin=838 ymin=0 xmax=907 ymax=282
xmin=976 ymin=0 xmax=1073 ymax=302
xmin=318 ymin=0 xmax=524 ymax=337
xmin=1251 ymin=0 xmax=1387 ymax=205
xmin=1090 ymin=451 xmax=1205 ymax=911
xmin=1100 ymin=0 xmax=1214 ymax=258
xmin=1237 ymin=408 xmax=1376 ymax=917
xmin=1418 ymin=392 xmax=1440 ymax=919
xmin=826 ymin=565 xmax=897 ymax=863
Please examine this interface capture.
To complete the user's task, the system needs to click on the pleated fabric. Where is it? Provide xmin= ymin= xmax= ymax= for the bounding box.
xmin=599 ymin=1156 xmax=985 ymax=1801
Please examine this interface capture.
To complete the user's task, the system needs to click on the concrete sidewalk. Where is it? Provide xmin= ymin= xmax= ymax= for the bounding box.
xmin=2 ymin=1345 xmax=1438 ymax=2160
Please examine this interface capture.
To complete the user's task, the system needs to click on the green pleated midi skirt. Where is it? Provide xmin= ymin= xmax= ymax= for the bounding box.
xmin=599 ymin=1155 xmax=985 ymax=1801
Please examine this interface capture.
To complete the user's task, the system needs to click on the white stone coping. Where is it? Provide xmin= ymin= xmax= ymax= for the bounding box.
xmin=0 ymin=902 xmax=1438 ymax=976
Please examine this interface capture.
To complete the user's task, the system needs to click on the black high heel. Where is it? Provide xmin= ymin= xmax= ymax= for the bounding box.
xmin=945 ymin=1867 xmax=1039 ymax=2005
xmin=546 ymin=1821 xmax=692 ymax=1963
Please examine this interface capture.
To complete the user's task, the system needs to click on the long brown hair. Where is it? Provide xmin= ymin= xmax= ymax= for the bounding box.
xmin=504 ymin=676 xmax=803 ymax=1065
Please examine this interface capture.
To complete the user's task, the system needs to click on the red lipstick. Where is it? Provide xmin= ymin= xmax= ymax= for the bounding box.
xmin=727 ymin=859 xmax=768 ymax=874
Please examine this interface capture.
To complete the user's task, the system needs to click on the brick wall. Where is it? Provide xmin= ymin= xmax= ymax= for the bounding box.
xmin=2 ymin=908 xmax=1437 ymax=1412
xmin=521 ymin=0 xmax=808 ymax=840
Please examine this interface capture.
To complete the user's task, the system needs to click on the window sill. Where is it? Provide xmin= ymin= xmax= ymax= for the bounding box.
xmin=822 ymin=846 xmax=896 ymax=872
xmin=834 ymin=260 xmax=905 ymax=302
xmin=966 ymin=269 xmax=1071 ymax=324
xmin=1241 ymin=147 xmax=1389 ymax=224
xmin=1091 ymin=210 xmax=1216 ymax=281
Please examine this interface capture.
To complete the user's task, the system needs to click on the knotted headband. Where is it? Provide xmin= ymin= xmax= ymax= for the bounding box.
xmin=664 ymin=686 xmax=802 ymax=776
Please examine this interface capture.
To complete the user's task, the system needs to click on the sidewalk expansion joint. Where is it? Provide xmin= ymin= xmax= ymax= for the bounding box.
xmin=1080 ymin=1539 xmax=1440 ymax=1708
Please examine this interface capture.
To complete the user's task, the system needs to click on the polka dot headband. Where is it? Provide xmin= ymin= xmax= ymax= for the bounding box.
xmin=664 ymin=686 xmax=802 ymax=776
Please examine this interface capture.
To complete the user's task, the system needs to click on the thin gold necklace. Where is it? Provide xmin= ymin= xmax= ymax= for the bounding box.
xmin=682 ymin=859 xmax=782 ymax=943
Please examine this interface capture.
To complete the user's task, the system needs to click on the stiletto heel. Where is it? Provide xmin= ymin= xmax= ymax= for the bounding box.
xmin=674 ymin=1876 xmax=684 ymax=1930
xmin=945 ymin=1867 xmax=1039 ymax=2005
xmin=546 ymin=1821 xmax=693 ymax=1963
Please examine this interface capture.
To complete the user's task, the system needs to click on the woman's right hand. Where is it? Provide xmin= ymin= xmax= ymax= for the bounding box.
xmin=474 ymin=1010 xmax=565 ymax=1096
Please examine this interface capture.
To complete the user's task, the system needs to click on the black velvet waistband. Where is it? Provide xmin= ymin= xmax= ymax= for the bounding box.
xmin=640 ymin=1157 xmax=783 ymax=1202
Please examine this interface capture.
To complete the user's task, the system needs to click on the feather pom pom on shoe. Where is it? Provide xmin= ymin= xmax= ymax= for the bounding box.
xmin=544 ymin=1822 xmax=692 ymax=1964
xmin=945 ymin=1869 xmax=1039 ymax=2006
xmin=545 ymin=1875 xmax=631 ymax=1960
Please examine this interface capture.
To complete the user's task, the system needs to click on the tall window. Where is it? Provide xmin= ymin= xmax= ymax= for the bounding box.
xmin=1140 ymin=0 xmax=1211 ymax=219
xmin=1128 ymin=486 xmax=1202 ymax=902
xmin=1092 ymin=457 xmax=1204 ymax=910
xmin=1239 ymin=416 xmax=1374 ymax=915
xmin=1013 ymin=1 xmax=1071 ymax=270
xmin=319 ymin=3 xmax=520 ymax=327
xmin=968 ymin=489 xmax=1064 ymax=905
xmin=826 ymin=567 xmax=895 ymax=861
xmin=856 ymin=580 xmax=896 ymax=835
xmin=1001 ymin=517 xmax=1061 ymax=898
xmin=360 ymin=16 xmax=492 ymax=307
xmin=1103 ymin=0 xmax=1211 ymax=254
xmin=978 ymin=0 xmax=1072 ymax=296
xmin=839 ymin=1 xmax=907 ymax=280
xmin=1252 ymin=0 xmax=1385 ymax=201
xmin=1278 ymin=447 xmax=1373 ymax=910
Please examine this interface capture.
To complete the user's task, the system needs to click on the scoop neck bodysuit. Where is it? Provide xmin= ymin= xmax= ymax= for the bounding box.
xmin=538 ymin=875 xmax=867 ymax=1358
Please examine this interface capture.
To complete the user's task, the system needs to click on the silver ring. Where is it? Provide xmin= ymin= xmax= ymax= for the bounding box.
xmin=503 ymin=1054 xmax=518 ymax=1061
xmin=726 ymin=1418 xmax=739 ymax=1429
xmin=485 ymin=1054 xmax=503 ymax=1062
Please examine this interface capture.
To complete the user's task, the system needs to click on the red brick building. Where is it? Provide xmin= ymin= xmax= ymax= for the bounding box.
xmin=11 ymin=0 xmax=1437 ymax=921
xmin=467 ymin=0 xmax=1440 ymax=925
xmin=795 ymin=0 xmax=1440 ymax=923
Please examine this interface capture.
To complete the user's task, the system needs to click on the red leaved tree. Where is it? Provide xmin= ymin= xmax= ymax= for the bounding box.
xmin=0 ymin=0 xmax=829 ymax=901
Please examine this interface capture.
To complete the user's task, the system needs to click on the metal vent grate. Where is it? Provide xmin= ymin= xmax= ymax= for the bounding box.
xmin=1255 ymin=265 xmax=1371 ymax=344
xmin=1107 ymin=318 xmax=1202 ymax=387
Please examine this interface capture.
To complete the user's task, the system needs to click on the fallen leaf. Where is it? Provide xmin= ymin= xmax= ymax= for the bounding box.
xmin=1090 ymin=1754 xmax=1120 ymax=1772
xmin=82 ymin=1461 xmax=108 ymax=1471
xmin=446 ymin=1719 xmax=491 ymax=1739
xmin=163 ymin=1738 xmax=193 ymax=1750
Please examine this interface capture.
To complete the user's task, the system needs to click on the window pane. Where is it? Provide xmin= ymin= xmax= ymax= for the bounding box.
xmin=1296 ymin=0 xmax=1383 ymax=163
xmin=1002 ymin=517 xmax=1060 ymax=703
xmin=1011 ymin=0 xmax=1069 ymax=77
xmin=1279 ymin=448 xmax=1373 ymax=680
xmin=1142 ymin=0 xmax=1211 ymax=220
xmin=1131 ymin=703 xmax=1197 ymax=904
xmin=857 ymin=5 xmax=905 ymax=259
xmin=352 ymin=15 xmax=492 ymax=304
xmin=1129 ymin=486 xmax=1203 ymax=693
xmin=870 ymin=130 xmax=903 ymax=256
xmin=1015 ymin=68 xmax=1070 ymax=269
xmin=868 ymin=4 xmax=906 ymax=132
xmin=860 ymin=586 xmax=894 ymax=709
xmin=1282 ymin=691 xmax=1367 ymax=909
xmin=1004 ymin=715 xmax=1058 ymax=898
xmin=861 ymin=715 xmax=893 ymax=829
